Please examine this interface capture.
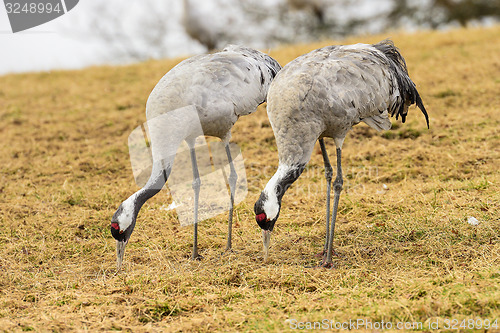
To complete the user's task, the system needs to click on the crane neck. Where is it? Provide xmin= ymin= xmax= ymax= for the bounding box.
xmin=121 ymin=163 xmax=171 ymax=225
xmin=261 ymin=163 xmax=305 ymax=220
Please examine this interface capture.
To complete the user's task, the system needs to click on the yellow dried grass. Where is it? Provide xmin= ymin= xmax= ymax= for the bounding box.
xmin=0 ymin=26 xmax=499 ymax=332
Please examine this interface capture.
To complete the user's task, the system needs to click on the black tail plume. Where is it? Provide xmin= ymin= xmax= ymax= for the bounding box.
xmin=416 ymin=94 xmax=430 ymax=129
xmin=373 ymin=39 xmax=429 ymax=129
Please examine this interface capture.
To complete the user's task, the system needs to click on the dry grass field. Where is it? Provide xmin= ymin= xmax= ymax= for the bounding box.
xmin=0 ymin=26 xmax=499 ymax=332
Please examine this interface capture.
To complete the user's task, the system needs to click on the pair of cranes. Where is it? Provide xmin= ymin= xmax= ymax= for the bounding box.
xmin=111 ymin=41 xmax=429 ymax=269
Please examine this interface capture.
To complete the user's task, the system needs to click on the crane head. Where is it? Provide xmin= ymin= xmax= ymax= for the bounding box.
xmin=254 ymin=194 xmax=280 ymax=262
xmin=254 ymin=163 xmax=306 ymax=262
xmin=110 ymin=201 xmax=137 ymax=271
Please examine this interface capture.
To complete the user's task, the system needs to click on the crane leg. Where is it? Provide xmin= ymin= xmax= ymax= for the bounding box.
xmin=224 ymin=143 xmax=238 ymax=252
xmin=190 ymin=146 xmax=202 ymax=260
xmin=318 ymin=139 xmax=333 ymax=257
xmin=322 ymin=147 xmax=343 ymax=268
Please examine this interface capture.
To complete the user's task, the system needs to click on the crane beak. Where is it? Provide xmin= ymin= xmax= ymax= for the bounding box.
xmin=116 ymin=240 xmax=127 ymax=271
xmin=262 ymin=230 xmax=271 ymax=262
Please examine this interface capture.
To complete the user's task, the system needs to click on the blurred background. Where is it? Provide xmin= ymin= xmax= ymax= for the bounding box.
xmin=1 ymin=0 xmax=499 ymax=75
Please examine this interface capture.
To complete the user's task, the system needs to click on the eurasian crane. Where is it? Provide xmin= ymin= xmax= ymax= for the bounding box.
xmin=254 ymin=40 xmax=429 ymax=267
xmin=111 ymin=46 xmax=281 ymax=269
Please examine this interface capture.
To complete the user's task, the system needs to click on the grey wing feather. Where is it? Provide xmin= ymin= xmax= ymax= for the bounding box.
xmin=362 ymin=110 xmax=392 ymax=131
xmin=146 ymin=47 xmax=280 ymax=122
xmin=278 ymin=42 xmax=426 ymax=133
xmin=312 ymin=48 xmax=395 ymax=131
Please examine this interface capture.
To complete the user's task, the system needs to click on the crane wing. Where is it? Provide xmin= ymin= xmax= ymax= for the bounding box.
xmin=361 ymin=110 xmax=392 ymax=131
xmin=148 ymin=48 xmax=278 ymax=121
xmin=284 ymin=43 xmax=426 ymax=132
xmin=294 ymin=47 xmax=395 ymax=128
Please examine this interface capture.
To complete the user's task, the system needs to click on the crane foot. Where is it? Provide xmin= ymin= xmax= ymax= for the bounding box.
xmin=220 ymin=247 xmax=237 ymax=258
xmin=190 ymin=253 xmax=203 ymax=261
xmin=320 ymin=261 xmax=335 ymax=269
xmin=315 ymin=249 xmax=343 ymax=258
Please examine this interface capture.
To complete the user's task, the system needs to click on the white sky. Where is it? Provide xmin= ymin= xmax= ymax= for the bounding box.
xmin=0 ymin=2 xmax=101 ymax=74
xmin=0 ymin=0 xmax=198 ymax=75
xmin=0 ymin=0 xmax=495 ymax=76
xmin=0 ymin=0 xmax=398 ymax=76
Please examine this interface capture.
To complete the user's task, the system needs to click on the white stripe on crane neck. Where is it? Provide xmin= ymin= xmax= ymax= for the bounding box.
xmin=117 ymin=194 xmax=137 ymax=231
xmin=262 ymin=164 xmax=293 ymax=220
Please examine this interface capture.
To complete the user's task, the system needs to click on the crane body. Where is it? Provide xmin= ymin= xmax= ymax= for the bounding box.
xmin=254 ymin=40 xmax=428 ymax=267
xmin=111 ymin=45 xmax=281 ymax=269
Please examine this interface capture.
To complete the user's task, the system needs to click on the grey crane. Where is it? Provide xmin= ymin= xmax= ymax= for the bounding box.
xmin=254 ymin=40 xmax=429 ymax=267
xmin=111 ymin=45 xmax=281 ymax=269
